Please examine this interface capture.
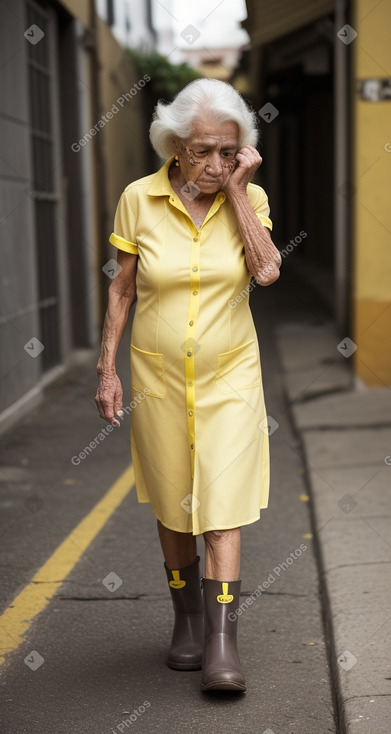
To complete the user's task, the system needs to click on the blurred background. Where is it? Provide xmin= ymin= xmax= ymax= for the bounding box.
xmin=0 ymin=0 xmax=390 ymax=426
xmin=1 ymin=5 xmax=390 ymax=730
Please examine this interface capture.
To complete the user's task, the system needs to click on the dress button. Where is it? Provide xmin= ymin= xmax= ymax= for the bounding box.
xmin=187 ymin=350 xmax=192 ymax=357
xmin=190 ymin=444 xmax=194 ymax=449
xmin=192 ymin=266 xmax=198 ymax=272
xmin=188 ymin=410 xmax=193 ymax=416
xmin=187 ymin=380 xmax=192 ymax=386
xmin=193 ymin=237 xmax=198 ymax=242
xmin=189 ymin=320 xmax=194 ymax=326
xmin=193 ymin=290 xmax=198 ymax=295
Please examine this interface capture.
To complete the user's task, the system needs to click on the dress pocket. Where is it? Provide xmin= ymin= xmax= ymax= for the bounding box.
xmin=215 ymin=339 xmax=261 ymax=394
xmin=130 ymin=344 xmax=166 ymax=398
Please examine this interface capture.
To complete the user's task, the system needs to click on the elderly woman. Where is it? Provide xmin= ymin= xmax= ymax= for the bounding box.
xmin=95 ymin=78 xmax=281 ymax=692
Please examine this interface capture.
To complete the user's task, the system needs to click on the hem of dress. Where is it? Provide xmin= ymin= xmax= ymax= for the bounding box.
xmin=151 ymin=509 xmax=267 ymax=536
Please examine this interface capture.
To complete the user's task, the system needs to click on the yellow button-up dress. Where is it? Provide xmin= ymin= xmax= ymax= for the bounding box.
xmin=109 ymin=156 xmax=273 ymax=535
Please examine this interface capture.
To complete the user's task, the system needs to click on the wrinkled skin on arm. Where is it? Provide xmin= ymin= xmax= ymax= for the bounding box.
xmin=95 ymin=250 xmax=138 ymax=426
xmin=222 ymin=145 xmax=282 ymax=285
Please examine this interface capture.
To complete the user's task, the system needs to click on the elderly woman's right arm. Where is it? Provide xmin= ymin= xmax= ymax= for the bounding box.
xmin=95 ymin=251 xmax=138 ymax=426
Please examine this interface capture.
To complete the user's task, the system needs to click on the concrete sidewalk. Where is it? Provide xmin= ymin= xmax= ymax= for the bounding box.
xmin=275 ymin=318 xmax=391 ymax=734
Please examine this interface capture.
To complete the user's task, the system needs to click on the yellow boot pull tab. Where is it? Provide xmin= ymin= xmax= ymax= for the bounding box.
xmin=217 ymin=582 xmax=234 ymax=604
xmin=169 ymin=570 xmax=186 ymax=589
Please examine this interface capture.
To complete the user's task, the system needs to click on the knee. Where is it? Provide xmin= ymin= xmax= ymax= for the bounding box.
xmin=203 ymin=529 xmax=231 ymax=548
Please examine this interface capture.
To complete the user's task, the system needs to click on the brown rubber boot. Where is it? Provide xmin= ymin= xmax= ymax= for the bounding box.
xmin=164 ymin=556 xmax=203 ymax=670
xmin=201 ymin=578 xmax=246 ymax=691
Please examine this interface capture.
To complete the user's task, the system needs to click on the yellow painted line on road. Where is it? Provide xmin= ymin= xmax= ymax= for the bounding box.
xmin=0 ymin=464 xmax=135 ymax=666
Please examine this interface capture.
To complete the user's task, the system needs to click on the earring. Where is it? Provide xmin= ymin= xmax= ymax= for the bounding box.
xmin=174 ymin=155 xmax=179 ymax=167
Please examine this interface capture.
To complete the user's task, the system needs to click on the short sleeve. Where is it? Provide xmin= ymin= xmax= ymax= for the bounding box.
xmin=248 ymin=184 xmax=273 ymax=231
xmin=109 ymin=189 xmax=139 ymax=255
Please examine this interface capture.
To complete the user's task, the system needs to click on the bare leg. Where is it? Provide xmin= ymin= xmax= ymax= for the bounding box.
xmin=157 ymin=519 xmax=197 ymax=569
xmin=203 ymin=528 xmax=241 ymax=580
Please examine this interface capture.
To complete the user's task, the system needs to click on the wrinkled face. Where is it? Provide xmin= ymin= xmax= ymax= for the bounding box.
xmin=173 ymin=117 xmax=240 ymax=194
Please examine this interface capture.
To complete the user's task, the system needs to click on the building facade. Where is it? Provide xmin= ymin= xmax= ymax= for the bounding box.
xmin=243 ymin=0 xmax=391 ymax=386
xmin=0 ymin=0 xmax=149 ymax=432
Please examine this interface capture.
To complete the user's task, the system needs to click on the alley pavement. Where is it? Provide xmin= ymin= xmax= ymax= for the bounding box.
xmin=274 ymin=265 xmax=391 ymax=734
xmin=2 ymin=256 xmax=386 ymax=733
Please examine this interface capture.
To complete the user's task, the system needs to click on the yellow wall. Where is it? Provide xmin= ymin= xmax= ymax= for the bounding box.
xmin=97 ymin=17 xmax=150 ymax=221
xmin=352 ymin=0 xmax=391 ymax=386
xmin=60 ymin=0 xmax=89 ymax=27
xmin=92 ymin=17 xmax=150 ymax=323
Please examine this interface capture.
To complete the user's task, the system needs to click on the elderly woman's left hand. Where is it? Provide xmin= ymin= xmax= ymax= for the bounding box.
xmin=222 ymin=145 xmax=262 ymax=198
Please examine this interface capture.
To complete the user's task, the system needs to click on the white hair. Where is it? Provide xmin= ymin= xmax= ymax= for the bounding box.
xmin=149 ymin=78 xmax=259 ymax=159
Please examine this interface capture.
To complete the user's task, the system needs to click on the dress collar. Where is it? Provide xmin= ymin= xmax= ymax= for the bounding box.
xmin=147 ymin=156 xmax=177 ymax=197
